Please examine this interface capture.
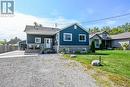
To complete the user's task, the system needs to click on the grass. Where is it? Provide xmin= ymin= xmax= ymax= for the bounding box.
xmin=64 ymin=50 xmax=130 ymax=87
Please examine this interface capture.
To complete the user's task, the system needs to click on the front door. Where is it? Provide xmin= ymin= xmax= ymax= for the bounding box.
xmin=44 ymin=38 xmax=52 ymax=48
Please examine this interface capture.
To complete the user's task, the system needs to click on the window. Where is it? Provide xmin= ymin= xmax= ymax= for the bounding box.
xmin=102 ymin=33 xmax=107 ymax=37
xmin=79 ymin=34 xmax=86 ymax=42
xmin=74 ymin=25 xmax=77 ymax=29
xmin=95 ymin=39 xmax=99 ymax=47
xmin=35 ymin=37 xmax=41 ymax=43
xmin=63 ymin=33 xmax=72 ymax=41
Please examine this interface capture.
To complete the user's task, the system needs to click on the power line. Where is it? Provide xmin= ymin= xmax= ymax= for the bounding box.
xmin=34 ymin=13 xmax=130 ymax=27
xmin=81 ymin=13 xmax=130 ymax=23
xmin=56 ymin=13 xmax=130 ymax=25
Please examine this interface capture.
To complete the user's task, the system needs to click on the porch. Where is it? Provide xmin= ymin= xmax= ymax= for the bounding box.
xmin=94 ymin=39 xmax=112 ymax=49
xmin=26 ymin=37 xmax=57 ymax=53
xmin=102 ymin=40 xmax=112 ymax=49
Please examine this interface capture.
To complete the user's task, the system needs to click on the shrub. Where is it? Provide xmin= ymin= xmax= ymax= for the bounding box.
xmin=90 ymin=40 xmax=95 ymax=53
xmin=114 ymin=47 xmax=123 ymax=50
xmin=100 ymin=43 xmax=104 ymax=50
xmin=75 ymin=50 xmax=81 ymax=54
xmin=121 ymin=43 xmax=129 ymax=50
xmin=59 ymin=48 xmax=66 ymax=54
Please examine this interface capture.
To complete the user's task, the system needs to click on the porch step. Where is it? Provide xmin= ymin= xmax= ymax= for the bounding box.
xmin=42 ymin=49 xmax=56 ymax=54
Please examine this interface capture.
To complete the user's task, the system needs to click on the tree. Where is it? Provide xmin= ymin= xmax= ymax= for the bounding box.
xmin=100 ymin=42 xmax=104 ymax=50
xmin=0 ymin=40 xmax=7 ymax=45
xmin=7 ymin=37 xmax=21 ymax=45
xmin=90 ymin=40 xmax=95 ymax=53
xmin=101 ymin=26 xmax=111 ymax=34
xmin=89 ymin=22 xmax=130 ymax=35
xmin=89 ymin=27 xmax=100 ymax=33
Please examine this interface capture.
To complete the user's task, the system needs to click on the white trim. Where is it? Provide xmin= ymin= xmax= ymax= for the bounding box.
xmin=79 ymin=34 xmax=86 ymax=42
xmin=56 ymin=23 xmax=89 ymax=34
xmin=63 ymin=33 xmax=72 ymax=41
xmin=44 ymin=38 xmax=52 ymax=48
xmin=35 ymin=37 xmax=41 ymax=43
xmin=57 ymin=32 xmax=60 ymax=52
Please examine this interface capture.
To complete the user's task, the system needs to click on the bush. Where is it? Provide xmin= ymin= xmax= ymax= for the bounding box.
xmin=121 ymin=43 xmax=129 ymax=50
xmin=100 ymin=43 xmax=104 ymax=50
xmin=90 ymin=40 xmax=95 ymax=53
xmin=113 ymin=47 xmax=123 ymax=50
xmin=59 ymin=48 xmax=66 ymax=54
xmin=75 ymin=50 xmax=81 ymax=54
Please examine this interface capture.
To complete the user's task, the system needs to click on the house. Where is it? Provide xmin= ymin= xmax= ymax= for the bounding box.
xmin=111 ymin=32 xmax=130 ymax=49
xmin=89 ymin=31 xmax=111 ymax=49
xmin=24 ymin=23 xmax=89 ymax=53
xmin=90 ymin=31 xmax=130 ymax=50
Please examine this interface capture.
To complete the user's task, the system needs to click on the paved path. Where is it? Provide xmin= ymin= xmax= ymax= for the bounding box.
xmin=0 ymin=51 xmax=37 ymax=58
xmin=0 ymin=53 xmax=98 ymax=87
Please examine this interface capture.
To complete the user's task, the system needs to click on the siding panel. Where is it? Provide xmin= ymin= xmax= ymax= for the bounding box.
xmin=27 ymin=34 xmax=54 ymax=44
xmin=59 ymin=24 xmax=89 ymax=45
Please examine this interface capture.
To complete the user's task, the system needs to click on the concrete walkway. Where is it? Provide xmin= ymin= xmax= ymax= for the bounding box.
xmin=0 ymin=50 xmax=37 ymax=58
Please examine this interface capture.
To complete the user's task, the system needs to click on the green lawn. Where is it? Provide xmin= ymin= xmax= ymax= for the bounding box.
xmin=64 ymin=50 xmax=130 ymax=87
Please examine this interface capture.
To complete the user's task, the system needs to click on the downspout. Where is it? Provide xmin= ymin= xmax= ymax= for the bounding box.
xmin=57 ymin=32 xmax=60 ymax=53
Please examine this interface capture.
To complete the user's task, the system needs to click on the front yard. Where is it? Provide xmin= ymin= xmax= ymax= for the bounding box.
xmin=64 ymin=50 xmax=130 ymax=87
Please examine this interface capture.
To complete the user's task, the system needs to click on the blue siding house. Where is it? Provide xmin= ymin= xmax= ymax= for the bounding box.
xmin=24 ymin=23 xmax=89 ymax=53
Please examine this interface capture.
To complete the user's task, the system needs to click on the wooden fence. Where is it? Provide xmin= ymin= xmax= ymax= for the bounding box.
xmin=0 ymin=45 xmax=18 ymax=53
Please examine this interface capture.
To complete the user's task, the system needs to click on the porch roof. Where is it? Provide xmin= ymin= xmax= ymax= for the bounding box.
xmin=24 ymin=25 xmax=60 ymax=35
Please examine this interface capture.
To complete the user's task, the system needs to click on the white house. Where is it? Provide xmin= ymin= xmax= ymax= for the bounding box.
xmin=89 ymin=31 xmax=130 ymax=50
xmin=111 ymin=32 xmax=130 ymax=49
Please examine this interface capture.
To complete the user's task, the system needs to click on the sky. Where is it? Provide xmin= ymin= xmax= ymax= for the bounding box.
xmin=0 ymin=0 xmax=130 ymax=40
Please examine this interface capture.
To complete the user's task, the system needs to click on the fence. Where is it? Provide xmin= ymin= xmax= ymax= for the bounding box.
xmin=0 ymin=45 xmax=18 ymax=54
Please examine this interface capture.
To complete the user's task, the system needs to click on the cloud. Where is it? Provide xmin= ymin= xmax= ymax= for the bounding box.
xmin=0 ymin=12 xmax=78 ymax=41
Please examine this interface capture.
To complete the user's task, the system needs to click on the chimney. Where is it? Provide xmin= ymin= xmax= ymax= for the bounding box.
xmin=54 ymin=23 xmax=57 ymax=28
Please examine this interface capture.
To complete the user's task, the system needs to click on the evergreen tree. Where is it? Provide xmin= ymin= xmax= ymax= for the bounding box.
xmin=90 ymin=41 xmax=95 ymax=53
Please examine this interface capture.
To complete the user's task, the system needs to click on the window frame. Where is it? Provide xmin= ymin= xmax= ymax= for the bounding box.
xmin=63 ymin=33 xmax=72 ymax=41
xmin=35 ymin=37 xmax=41 ymax=43
xmin=79 ymin=34 xmax=86 ymax=42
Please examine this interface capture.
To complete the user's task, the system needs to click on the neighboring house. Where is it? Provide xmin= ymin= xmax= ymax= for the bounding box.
xmin=24 ymin=23 xmax=89 ymax=53
xmin=89 ymin=31 xmax=111 ymax=49
xmin=7 ymin=37 xmax=21 ymax=46
xmin=90 ymin=31 xmax=130 ymax=50
xmin=18 ymin=40 xmax=27 ymax=50
xmin=111 ymin=32 xmax=130 ymax=49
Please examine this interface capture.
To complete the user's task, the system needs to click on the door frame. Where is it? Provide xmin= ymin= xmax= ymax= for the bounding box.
xmin=44 ymin=38 xmax=52 ymax=48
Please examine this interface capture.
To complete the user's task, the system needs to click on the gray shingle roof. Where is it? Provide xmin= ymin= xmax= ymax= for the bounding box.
xmin=24 ymin=25 xmax=60 ymax=35
xmin=111 ymin=32 xmax=130 ymax=39
xmin=89 ymin=31 xmax=111 ymax=40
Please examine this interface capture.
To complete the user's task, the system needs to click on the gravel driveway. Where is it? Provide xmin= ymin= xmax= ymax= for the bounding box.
xmin=0 ymin=53 xmax=98 ymax=87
